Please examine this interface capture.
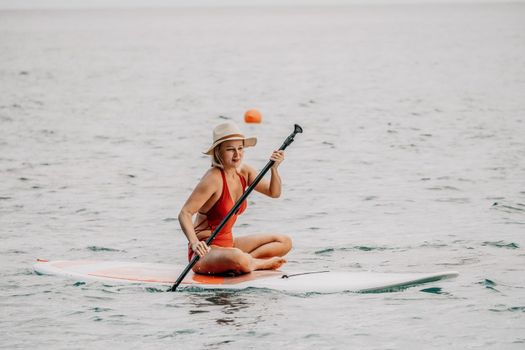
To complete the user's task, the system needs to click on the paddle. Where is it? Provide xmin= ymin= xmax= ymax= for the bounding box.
xmin=168 ymin=124 xmax=303 ymax=292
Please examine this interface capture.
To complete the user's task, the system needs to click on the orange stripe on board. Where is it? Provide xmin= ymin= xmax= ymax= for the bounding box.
xmin=88 ymin=273 xmax=176 ymax=284
xmin=52 ymin=260 xmax=97 ymax=268
xmin=190 ymin=270 xmax=282 ymax=285
xmin=191 ymin=274 xmax=226 ymax=284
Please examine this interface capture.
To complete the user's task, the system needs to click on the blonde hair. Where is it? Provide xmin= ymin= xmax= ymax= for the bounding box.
xmin=211 ymin=146 xmax=224 ymax=169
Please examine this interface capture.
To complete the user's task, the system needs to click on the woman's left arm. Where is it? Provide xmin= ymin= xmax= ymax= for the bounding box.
xmin=246 ymin=150 xmax=284 ymax=198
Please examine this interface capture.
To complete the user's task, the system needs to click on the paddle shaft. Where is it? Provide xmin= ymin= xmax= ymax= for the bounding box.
xmin=169 ymin=124 xmax=303 ymax=292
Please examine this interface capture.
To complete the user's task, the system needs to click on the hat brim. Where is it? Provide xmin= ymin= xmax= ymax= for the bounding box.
xmin=203 ymin=136 xmax=257 ymax=155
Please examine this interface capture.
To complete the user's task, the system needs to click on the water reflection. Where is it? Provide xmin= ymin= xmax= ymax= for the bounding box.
xmin=188 ymin=291 xmax=255 ymax=326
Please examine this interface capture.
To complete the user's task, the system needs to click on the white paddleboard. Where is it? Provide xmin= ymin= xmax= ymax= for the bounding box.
xmin=33 ymin=259 xmax=458 ymax=293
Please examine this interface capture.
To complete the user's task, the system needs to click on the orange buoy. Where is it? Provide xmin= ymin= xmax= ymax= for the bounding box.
xmin=244 ymin=109 xmax=262 ymax=124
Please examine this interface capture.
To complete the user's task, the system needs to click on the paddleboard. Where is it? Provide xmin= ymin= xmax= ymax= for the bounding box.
xmin=34 ymin=259 xmax=458 ymax=293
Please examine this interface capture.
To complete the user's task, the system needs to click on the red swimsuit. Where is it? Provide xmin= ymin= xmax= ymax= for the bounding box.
xmin=188 ymin=169 xmax=247 ymax=261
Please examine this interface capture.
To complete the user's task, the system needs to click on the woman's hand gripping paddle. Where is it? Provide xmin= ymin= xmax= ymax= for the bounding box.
xmin=168 ymin=124 xmax=303 ymax=292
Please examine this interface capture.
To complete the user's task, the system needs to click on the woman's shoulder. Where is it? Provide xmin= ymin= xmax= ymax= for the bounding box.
xmin=204 ymin=166 xmax=222 ymax=177
xmin=238 ymin=163 xmax=256 ymax=180
xmin=199 ymin=167 xmax=223 ymax=185
xmin=239 ymin=163 xmax=254 ymax=174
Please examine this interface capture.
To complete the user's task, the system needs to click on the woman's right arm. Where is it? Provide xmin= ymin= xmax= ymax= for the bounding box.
xmin=178 ymin=171 xmax=217 ymax=257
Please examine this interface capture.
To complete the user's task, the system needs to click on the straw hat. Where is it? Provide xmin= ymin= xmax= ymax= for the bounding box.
xmin=203 ymin=122 xmax=257 ymax=155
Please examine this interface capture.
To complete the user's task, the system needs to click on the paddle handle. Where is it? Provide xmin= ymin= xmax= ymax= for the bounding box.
xmin=168 ymin=124 xmax=303 ymax=292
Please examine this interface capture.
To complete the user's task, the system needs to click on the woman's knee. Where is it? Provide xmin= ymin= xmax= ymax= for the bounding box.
xmin=279 ymin=234 xmax=293 ymax=253
xmin=229 ymin=248 xmax=253 ymax=274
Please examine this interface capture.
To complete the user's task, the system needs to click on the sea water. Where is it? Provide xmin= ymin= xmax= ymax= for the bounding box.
xmin=1 ymin=2 xmax=524 ymax=349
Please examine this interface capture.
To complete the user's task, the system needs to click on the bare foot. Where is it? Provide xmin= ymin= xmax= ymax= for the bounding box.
xmin=253 ymin=256 xmax=287 ymax=271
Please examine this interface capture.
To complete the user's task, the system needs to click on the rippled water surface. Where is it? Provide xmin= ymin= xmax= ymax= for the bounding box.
xmin=1 ymin=3 xmax=524 ymax=349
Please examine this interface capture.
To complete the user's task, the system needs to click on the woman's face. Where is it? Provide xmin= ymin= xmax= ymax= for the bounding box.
xmin=219 ymin=140 xmax=244 ymax=168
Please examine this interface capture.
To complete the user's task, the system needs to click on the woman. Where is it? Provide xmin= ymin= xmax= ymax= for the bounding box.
xmin=179 ymin=121 xmax=292 ymax=275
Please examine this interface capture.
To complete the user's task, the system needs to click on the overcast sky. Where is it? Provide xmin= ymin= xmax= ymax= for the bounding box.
xmin=0 ymin=0 xmax=521 ymax=9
